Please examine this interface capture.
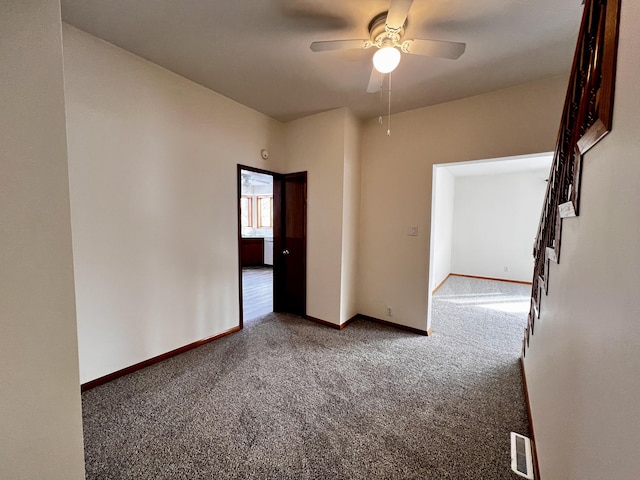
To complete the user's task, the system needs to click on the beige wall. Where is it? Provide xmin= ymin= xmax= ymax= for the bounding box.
xmin=524 ymin=2 xmax=640 ymax=478
xmin=283 ymin=108 xmax=362 ymax=325
xmin=0 ymin=3 xmax=85 ymax=478
xmin=358 ymin=76 xmax=567 ymax=331
xmin=63 ymin=25 xmax=286 ymax=383
xmin=340 ymin=110 xmax=362 ymax=324
xmin=284 ymin=108 xmax=347 ymax=324
xmin=64 ymin=24 xmax=361 ymax=381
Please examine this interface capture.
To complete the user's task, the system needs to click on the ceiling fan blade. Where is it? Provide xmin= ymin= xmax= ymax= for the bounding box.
xmin=386 ymin=0 xmax=413 ymax=32
xmin=401 ymin=39 xmax=466 ymax=60
xmin=310 ymin=39 xmax=369 ymax=52
xmin=366 ymin=67 xmax=384 ymax=93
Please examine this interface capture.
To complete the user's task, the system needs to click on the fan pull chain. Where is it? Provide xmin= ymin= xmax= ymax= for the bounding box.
xmin=378 ymin=85 xmax=383 ymax=125
xmin=387 ymin=72 xmax=392 ymax=136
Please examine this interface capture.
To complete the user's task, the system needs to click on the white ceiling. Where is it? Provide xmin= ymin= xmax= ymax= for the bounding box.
xmin=60 ymin=0 xmax=583 ymax=122
xmin=242 ymin=170 xmax=274 ymax=187
xmin=441 ymin=153 xmax=553 ymax=177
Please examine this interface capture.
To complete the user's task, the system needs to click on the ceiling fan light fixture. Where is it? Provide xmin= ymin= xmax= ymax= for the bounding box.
xmin=373 ymin=46 xmax=401 ymax=73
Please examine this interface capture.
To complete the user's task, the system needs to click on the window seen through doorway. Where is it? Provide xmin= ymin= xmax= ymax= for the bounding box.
xmin=257 ymin=196 xmax=273 ymax=228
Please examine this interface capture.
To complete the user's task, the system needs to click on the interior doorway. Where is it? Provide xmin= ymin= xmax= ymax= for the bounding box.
xmin=239 ymin=167 xmax=274 ymax=324
xmin=237 ymin=165 xmax=307 ymax=328
xmin=427 ymin=153 xmax=553 ymax=332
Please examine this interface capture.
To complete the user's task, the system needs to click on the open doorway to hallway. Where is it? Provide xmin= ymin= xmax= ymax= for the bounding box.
xmin=427 ymin=152 xmax=553 ymax=334
xmin=239 ymin=168 xmax=274 ymax=323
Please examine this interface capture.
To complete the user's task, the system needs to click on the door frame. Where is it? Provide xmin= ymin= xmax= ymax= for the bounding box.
xmin=237 ymin=164 xmax=277 ymax=329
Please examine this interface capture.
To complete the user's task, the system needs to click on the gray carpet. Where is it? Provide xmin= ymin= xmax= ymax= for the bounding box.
xmin=82 ymin=275 xmax=531 ymax=479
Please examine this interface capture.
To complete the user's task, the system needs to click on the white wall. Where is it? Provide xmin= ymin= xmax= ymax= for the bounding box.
xmin=358 ymin=76 xmax=567 ymax=331
xmin=524 ymin=2 xmax=640 ymax=478
xmin=63 ymin=25 xmax=286 ymax=383
xmin=0 ymin=3 xmax=85 ymax=478
xmin=284 ymin=108 xmax=347 ymax=324
xmin=429 ymin=167 xmax=455 ymax=290
xmin=451 ymin=170 xmax=548 ymax=282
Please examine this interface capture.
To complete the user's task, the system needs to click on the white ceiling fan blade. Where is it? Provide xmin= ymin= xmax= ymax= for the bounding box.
xmin=310 ymin=39 xmax=369 ymax=52
xmin=386 ymin=0 xmax=413 ymax=32
xmin=366 ymin=67 xmax=384 ymax=93
xmin=401 ymin=39 xmax=466 ymax=60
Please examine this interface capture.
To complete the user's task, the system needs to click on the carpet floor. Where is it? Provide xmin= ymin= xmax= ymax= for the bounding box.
xmin=82 ymin=275 xmax=531 ymax=479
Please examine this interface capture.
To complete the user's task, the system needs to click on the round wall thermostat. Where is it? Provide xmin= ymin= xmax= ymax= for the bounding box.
xmin=260 ymin=149 xmax=269 ymax=160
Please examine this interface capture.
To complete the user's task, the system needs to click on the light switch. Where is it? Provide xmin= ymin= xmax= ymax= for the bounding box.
xmin=408 ymin=226 xmax=418 ymax=236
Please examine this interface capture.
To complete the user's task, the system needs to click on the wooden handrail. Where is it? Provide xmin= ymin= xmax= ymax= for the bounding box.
xmin=525 ymin=0 xmax=621 ymax=352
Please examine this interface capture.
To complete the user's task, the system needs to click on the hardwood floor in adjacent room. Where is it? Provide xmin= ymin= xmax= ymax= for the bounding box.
xmin=242 ymin=266 xmax=273 ymax=322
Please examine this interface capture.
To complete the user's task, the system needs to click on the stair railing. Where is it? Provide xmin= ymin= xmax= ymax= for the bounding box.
xmin=524 ymin=0 xmax=621 ymax=355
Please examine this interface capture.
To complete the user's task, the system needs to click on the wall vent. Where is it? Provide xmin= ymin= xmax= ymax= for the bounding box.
xmin=510 ymin=432 xmax=534 ymax=479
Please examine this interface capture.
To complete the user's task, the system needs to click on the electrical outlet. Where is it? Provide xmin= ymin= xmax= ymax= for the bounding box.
xmin=387 ymin=307 xmax=392 ymax=316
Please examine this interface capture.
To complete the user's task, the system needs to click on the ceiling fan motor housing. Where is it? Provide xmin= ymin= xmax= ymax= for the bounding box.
xmin=368 ymin=11 xmax=405 ymax=48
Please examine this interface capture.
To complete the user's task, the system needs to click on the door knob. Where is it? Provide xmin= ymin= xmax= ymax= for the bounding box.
xmin=282 ymin=249 xmax=290 ymax=256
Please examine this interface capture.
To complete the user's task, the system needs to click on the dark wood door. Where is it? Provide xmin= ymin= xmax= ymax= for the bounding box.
xmin=273 ymin=172 xmax=307 ymax=316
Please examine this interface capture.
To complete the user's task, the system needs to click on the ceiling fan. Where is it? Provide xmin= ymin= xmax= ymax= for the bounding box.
xmin=309 ymin=0 xmax=466 ymax=93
